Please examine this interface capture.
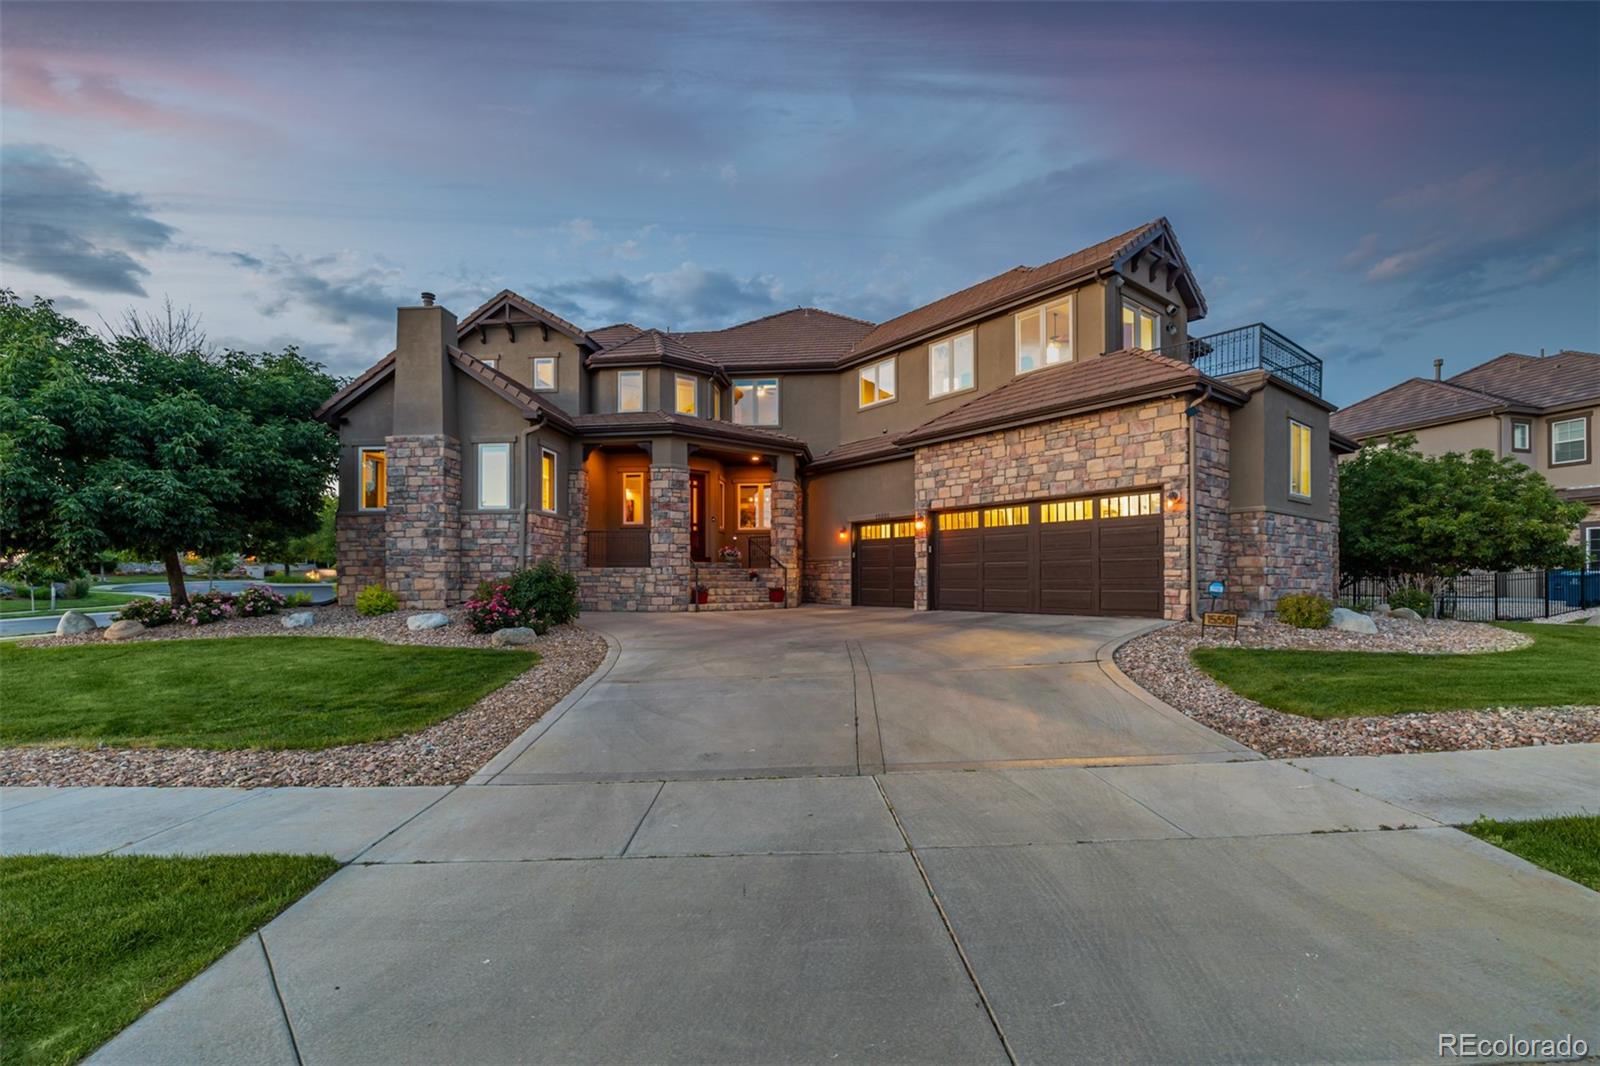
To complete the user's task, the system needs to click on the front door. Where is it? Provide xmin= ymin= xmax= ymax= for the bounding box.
xmin=690 ymin=472 xmax=708 ymax=561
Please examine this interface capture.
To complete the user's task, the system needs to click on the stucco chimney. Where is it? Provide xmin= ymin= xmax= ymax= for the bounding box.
xmin=1433 ymin=358 xmax=1443 ymax=380
xmin=392 ymin=297 xmax=457 ymax=437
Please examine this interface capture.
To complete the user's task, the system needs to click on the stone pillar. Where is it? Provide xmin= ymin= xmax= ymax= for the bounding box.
xmin=647 ymin=464 xmax=692 ymax=611
xmin=566 ymin=461 xmax=590 ymax=572
xmin=383 ymin=434 xmax=461 ymax=610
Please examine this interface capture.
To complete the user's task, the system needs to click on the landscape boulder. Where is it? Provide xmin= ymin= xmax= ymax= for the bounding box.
xmin=1367 ymin=603 xmax=1392 ymax=618
xmin=489 ymin=626 xmax=539 ymax=647
xmin=55 ymin=610 xmax=97 ymax=636
xmin=1329 ymin=607 xmax=1379 ymax=634
xmin=1587 ymin=613 xmax=1600 ymax=627
xmin=281 ymin=611 xmax=316 ymax=629
xmin=1389 ymin=607 xmax=1423 ymax=621
xmin=104 ymin=619 xmax=146 ymax=641
xmin=407 ymin=612 xmax=449 ymax=631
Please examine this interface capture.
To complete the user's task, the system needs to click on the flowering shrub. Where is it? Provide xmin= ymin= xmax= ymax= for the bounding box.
xmin=175 ymin=591 xmax=236 ymax=627
xmin=235 ymin=584 xmax=285 ymax=617
xmin=462 ymin=583 xmax=537 ymax=635
xmin=116 ymin=597 xmax=177 ymax=627
xmin=355 ymin=585 xmax=399 ymax=616
xmin=718 ymin=545 xmax=741 ymax=563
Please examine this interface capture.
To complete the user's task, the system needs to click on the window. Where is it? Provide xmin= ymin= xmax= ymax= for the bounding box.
xmin=737 ymin=483 xmax=772 ymax=529
xmin=1100 ymin=491 xmax=1161 ymax=518
xmin=929 ymin=331 xmax=976 ymax=397
xmin=617 ymin=370 xmax=643 ymax=412
xmin=480 ymin=356 xmax=498 ymax=369
xmin=1586 ymin=526 xmax=1600 ymax=568
xmin=358 ymin=448 xmax=387 ymax=510
xmin=858 ymin=521 xmax=916 ymax=540
xmin=1121 ymin=299 xmax=1161 ymax=350
xmin=938 ymin=510 xmax=979 ymax=531
xmin=477 ymin=443 xmax=511 ymax=509
xmin=733 ymin=378 xmax=780 ymax=425
xmin=1040 ymin=499 xmax=1092 ymax=523
xmin=675 ymin=374 xmax=697 ymax=416
xmin=1551 ymin=417 xmax=1588 ymax=465
xmin=621 ymin=472 xmax=645 ymax=525
xmin=1289 ymin=419 xmax=1313 ymax=498
xmin=983 ymin=505 xmax=1029 ymax=527
xmin=1512 ymin=420 xmax=1531 ymax=453
xmin=1016 ymin=296 xmax=1073 ymax=373
xmin=858 ymin=357 xmax=896 ymax=408
xmin=533 ymin=357 xmax=557 ymax=392
xmin=540 ymin=449 xmax=558 ymax=513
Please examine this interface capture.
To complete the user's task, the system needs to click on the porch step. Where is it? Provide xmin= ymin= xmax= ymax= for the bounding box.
xmin=694 ymin=600 xmax=786 ymax=611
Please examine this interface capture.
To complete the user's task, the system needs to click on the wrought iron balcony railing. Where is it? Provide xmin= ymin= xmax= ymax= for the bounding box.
xmin=1159 ymin=323 xmax=1323 ymax=397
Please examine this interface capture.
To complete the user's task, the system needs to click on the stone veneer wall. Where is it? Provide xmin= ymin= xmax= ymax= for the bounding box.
xmin=383 ymin=434 xmax=461 ymax=611
xmin=1192 ymin=402 xmax=1233 ymax=611
xmin=912 ymin=399 xmax=1194 ymax=620
xmin=336 ymin=514 xmax=385 ymax=605
xmin=573 ymin=464 xmax=695 ymax=612
xmin=1223 ymin=454 xmax=1339 ymax=615
xmin=459 ymin=513 xmax=520 ymax=598
xmin=802 ymin=558 xmax=851 ymax=605
xmin=771 ymin=476 xmax=801 ymax=597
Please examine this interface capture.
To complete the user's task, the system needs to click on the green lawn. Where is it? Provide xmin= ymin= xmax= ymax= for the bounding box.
xmin=0 ymin=592 xmax=140 ymax=619
xmin=0 ymin=636 xmax=535 ymax=749
xmin=1190 ymin=623 xmax=1600 ymax=718
xmin=1462 ymin=815 xmax=1600 ymax=891
xmin=0 ymin=853 xmax=339 ymax=1066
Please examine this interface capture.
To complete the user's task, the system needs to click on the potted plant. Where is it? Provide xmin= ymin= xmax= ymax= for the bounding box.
xmin=718 ymin=545 xmax=741 ymax=565
xmin=768 ymin=586 xmax=785 ymax=603
xmin=696 ymin=583 xmax=709 ymax=605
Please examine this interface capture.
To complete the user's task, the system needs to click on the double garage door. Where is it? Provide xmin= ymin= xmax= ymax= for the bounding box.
xmin=932 ymin=490 xmax=1165 ymax=617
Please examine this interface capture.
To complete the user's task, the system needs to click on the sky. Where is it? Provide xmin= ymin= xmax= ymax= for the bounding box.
xmin=1 ymin=1 xmax=1596 ymax=406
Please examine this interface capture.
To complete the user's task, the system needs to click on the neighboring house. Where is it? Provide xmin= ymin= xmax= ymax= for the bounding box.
xmin=1331 ymin=350 xmax=1600 ymax=567
xmin=316 ymin=218 xmax=1354 ymax=619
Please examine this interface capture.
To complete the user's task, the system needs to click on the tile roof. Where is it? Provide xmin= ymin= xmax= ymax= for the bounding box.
xmin=573 ymin=410 xmax=810 ymax=455
xmin=1329 ymin=379 xmax=1504 ymax=439
xmin=675 ymin=308 xmax=876 ymax=372
xmin=455 ymin=289 xmax=593 ymax=347
xmin=587 ymin=323 xmax=645 ymax=349
xmin=894 ymin=349 xmax=1242 ymax=446
xmin=806 ymin=435 xmax=912 ymax=472
xmin=315 ymin=351 xmax=396 ymax=422
xmin=585 ymin=329 xmax=726 ymax=379
xmin=1444 ymin=350 xmax=1600 ymax=409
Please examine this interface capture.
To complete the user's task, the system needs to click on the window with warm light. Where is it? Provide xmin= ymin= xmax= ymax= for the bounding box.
xmin=540 ymin=449 xmax=558 ymax=513
xmin=533 ymin=357 xmax=557 ymax=392
xmin=929 ymin=331 xmax=975 ymax=397
xmin=477 ymin=443 xmax=511 ymax=509
xmin=857 ymin=521 xmax=916 ymax=540
xmin=858 ymin=357 xmax=896 ymax=408
xmin=732 ymin=378 xmax=779 ymax=425
xmin=1289 ymin=420 xmax=1313 ymax=499
xmin=737 ymin=483 xmax=772 ymax=529
xmin=1121 ymin=299 xmax=1161 ymax=350
xmin=675 ymin=374 xmax=697 ymax=416
xmin=1100 ymin=491 xmax=1161 ymax=518
xmin=1040 ymin=499 xmax=1092 ymax=523
xmin=621 ymin=472 xmax=645 ymax=525
xmin=359 ymin=448 xmax=387 ymax=510
xmin=1551 ymin=417 xmax=1588 ymax=465
xmin=617 ymin=370 xmax=644 ymax=412
xmin=1016 ymin=296 xmax=1073 ymax=373
xmin=938 ymin=510 xmax=979 ymax=530
xmin=983 ymin=505 xmax=1030 ymax=527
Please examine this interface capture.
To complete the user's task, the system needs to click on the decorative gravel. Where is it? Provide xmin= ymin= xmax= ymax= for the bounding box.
xmin=1114 ymin=618 xmax=1599 ymax=759
xmin=0 ymin=608 xmax=608 ymax=787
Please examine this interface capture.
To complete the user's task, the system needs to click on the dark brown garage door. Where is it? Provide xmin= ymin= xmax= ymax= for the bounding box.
xmin=932 ymin=491 xmax=1164 ymax=617
xmin=854 ymin=519 xmax=916 ymax=608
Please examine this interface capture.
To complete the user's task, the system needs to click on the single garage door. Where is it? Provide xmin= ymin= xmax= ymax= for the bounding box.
xmin=854 ymin=519 xmax=916 ymax=608
xmin=932 ymin=490 xmax=1164 ymax=617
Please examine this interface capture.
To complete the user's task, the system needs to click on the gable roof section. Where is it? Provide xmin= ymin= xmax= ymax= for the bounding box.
xmin=585 ymin=329 xmax=728 ymax=382
xmin=315 ymin=351 xmax=396 ymax=422
xmin=456 ymin=289 xmax=594 ymax=348
xmin=1445 ymin=350 xmax=1600 ymax=409
xmin=894 ymin=348 xmax=1242 ymax=447
xmin=587 ymin=322 xmax=645 ymax=350
xmin=1329 ymin=379 xmax=1505 ymax=440
xmin=676 ymin=308 xmax=876 ymax=372
xmin=313 ymin=346 xmax=575 ymax=433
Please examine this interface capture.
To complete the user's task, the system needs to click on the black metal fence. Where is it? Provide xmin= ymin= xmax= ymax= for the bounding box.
xmin=1339 ymin=568 xmax=1600 ymax=621
xmin=1159 ymin=323 xmax=1324 ymax=397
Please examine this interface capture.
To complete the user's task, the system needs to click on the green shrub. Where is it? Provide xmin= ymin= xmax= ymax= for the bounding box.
xmin=505 ymin=561 xmax=580 ymax=628
xmin=1388 ymin=586 xmax=1432 ymax=617
xmin=64 ymin=577 xmax=92 ymax=599
xmin=283 ymin=592 xmax=313 ymax=608
xmin=355 ymin=585 xmax=399 ymax=617
xmin=1276 ymin=592 xmax=1333 ymax=629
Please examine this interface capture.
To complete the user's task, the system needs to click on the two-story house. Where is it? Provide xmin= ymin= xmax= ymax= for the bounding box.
xmin=316 ymin=218 xmax=1354 ymax=619
xmin=1331 ymin=350 xmax=1600 ymax=566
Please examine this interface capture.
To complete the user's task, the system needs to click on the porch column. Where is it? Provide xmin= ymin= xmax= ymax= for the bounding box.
xmin=771 ymin=454 xmax=801 ymax=599
xmin=647 ymin=438 xmax=693 ymax=610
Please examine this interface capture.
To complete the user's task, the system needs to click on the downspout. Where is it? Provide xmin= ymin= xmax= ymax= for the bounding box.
xmin=516 ymin=411 xmax=546 ymax=571
xmin=1185 ymin=383 xmax=1214 ymax=622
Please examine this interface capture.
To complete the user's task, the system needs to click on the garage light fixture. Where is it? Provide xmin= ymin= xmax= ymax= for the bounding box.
xmin=914 ymin=515 xmax=927 ymax=534
xmin=1164 ymin=489 xmax=1185 ymax=513
xmin=838 ymin=525 xmax=849 ymax=542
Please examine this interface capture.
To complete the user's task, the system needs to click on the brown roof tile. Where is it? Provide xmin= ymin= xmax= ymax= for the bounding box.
xmin=584 ymin=329 xmax=727 ymax=380
xmin=1445 ymin=350 xmax=1600 ymax=409
xmin=806 ymin=435 xmax=912 ymax=472
xmin=674 ymin=308 xmax=876 ymax=372
xmin=587 ymin=323 xmax=645 ymax=349
xmin=1329 ymin=379 xmax=1505 ymax=439
xmin=573 ymin=410 xmax=809 ymax=454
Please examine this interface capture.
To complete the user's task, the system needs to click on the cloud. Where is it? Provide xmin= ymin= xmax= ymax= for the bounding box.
xmin=0 ymin=144 xmax=176 ymax=295
xmin=236 ymin=251 xmax=405 ymax=329
xmin=562 ymin=218 xmax=598 ymax=245
xmin=542 ymin=262 xmax=785 ymax=330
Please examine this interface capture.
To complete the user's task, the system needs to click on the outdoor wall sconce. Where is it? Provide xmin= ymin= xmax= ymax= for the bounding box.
xmin=837 ymin=525 xmax=849 ymax=542
xmin=914 ymin=515 xmax=927 ymax=534
xmin=1164 ymin=489 xmax=1185 ymax=513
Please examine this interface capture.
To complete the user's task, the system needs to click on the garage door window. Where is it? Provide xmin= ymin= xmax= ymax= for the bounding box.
xmin=859 ymin=521 xmax=916 ymax=539
xmin=938 ymin=510 xmax=979 ymax=530
xmin=983 ymin=505 xmax=1030 ymax=527
xmin=1099 ymin=491 xmax=1160 ymax=518
xmin=1041 ymin=499 xmax=1092 ymax=523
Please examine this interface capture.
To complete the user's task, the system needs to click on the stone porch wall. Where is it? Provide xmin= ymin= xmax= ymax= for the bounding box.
xmin=574 ymin=464 xmax=695 ymax=611
xmin=803 ymin=558 xmax=851 ymax=605
xmin=459 ymin=512 xmax=520 ymax=598
xmin=1222 ymin=455 xmax=1340 ymax=615
xmin=335 ymin=513 xmax=385 ymax=605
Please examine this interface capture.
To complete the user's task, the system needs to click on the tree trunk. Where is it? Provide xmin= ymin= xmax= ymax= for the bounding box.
xmin=163 ymin=550 xmax=191 ymax=607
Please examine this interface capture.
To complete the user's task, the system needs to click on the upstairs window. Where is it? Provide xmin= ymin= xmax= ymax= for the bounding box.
xmin=733 ymin=378 xmax=779 ymax=425
xmin=540 ymin=449 xmax=558 ymax=513
xmin=477 ymin=443 xmax=511 ymax=510
xmin=929 ymin=331 xmax=975 ymax=397
xmin=533 ymin=357 xmax=557 ymax=391
xmin=622 ymin=472 xmax=646 ymax=525
xmin=1551 ymin=417 xmax=1588 ymax=465
xmin=1122 ymin=299 xmax=1161 ymax=350
xmin=738 ymin=483 xmax=772 ymax=529
xmin=675 ymin=374 xmax=697 ymax=416
xmin=617 ymin=370 xmax=644 ymax=412
xmin=359 ymin=448 xmax=387 ymax=510
xmin=858 ymin=357 xmax=896 ymax=409
xmin=1016 ymin=296 xmax=1073 ymax=373
xmin=1586 ymin=526 xmax=1600 ymax=568
xmin=1289 ymin=420 xmax=1313 ymax=499
xmin=1512 ymin=419 xmax=1531 ymax=452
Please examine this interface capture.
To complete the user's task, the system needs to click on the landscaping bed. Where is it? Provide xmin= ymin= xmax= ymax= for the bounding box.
xmin=1115 ymin=618 xmax=1600 ymax=758
xmin=0 ymin=608 xmax=607 ymax=787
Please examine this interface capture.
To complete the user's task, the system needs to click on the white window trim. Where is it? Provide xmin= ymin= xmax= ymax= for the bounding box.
xmin=1550 ymin=416 xmax=1588 ymax=466
xmin=621 ymin=471 xmax=646 ymax=526
xmin=674 ymin=373 xmax=698 ymax=416
xmin=858 ymin=356 xmax=897 ymax=410
xmin=1288 ymin=419 xmax=1313 ymax=500
xmin=1121 ymin=296 xmax=1162 ymax=351
xmin=1511 ymin=419 xmax=1532 ymax=453
xmin=1014 ymin=295 xmax=1074 ymax=375
xmin=476 ymin=442 xmax=512 ymax=511
xmin=732 ymin=377 xmax=781 ymax=426
xmin=357 ymin=447 xmax=386 ymax=511
xmin=532 ymin=356 xmax=557 ymax=392
xmin=928 ymin=330 xmax=976 ymax=399
xmin=617 ymin=369 xmax=644 ymax=413
xmin=737 ymin=482 xmax=772 ymax=530
xmin=540 ymin=448 xmax=559 ymax=514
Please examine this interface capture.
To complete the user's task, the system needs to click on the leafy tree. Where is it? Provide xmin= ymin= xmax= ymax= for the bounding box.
xmin=1340 ymin=435 xmax=1586 ymax=608
xmin=0 ymin=292 xmax=339 ymax=605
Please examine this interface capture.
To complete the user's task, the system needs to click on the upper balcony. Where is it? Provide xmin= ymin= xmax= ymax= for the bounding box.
xmin=1160 ymin=323 xmax=1323 ymax=397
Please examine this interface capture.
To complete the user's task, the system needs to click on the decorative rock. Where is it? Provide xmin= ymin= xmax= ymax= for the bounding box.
xmin=281 ymin=611 xmax=316 ymax=629
xmin=489 ymin=626 xmax=539 ymax=647
xmin=1588 ymin=613 xmax=1600 ymax=627
xmin=1329 ymin=607 xmax=1379 ymax=634
xmin=1389 ymin=607 xmax=1422 ymax=621
xmin=55 ymin=610 xmax=97 ymax=636
xmin=1368 ymin=603 xmax=1392 ymax=618
xmin=103 ymin=619 xmax=146 ymax=641
xmin=406 ymin=612 xmax=449 ymax=631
